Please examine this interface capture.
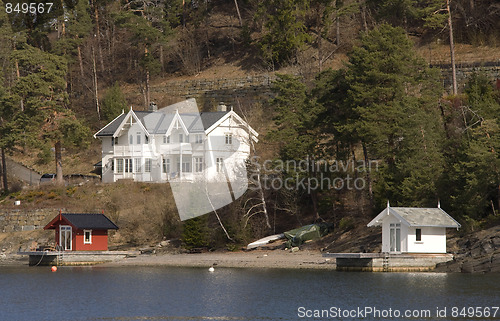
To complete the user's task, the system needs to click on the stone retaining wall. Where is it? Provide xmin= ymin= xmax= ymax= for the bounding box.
xmin=150 ymin=75 xmax=276 ymax=109
xmin=435 ymin=62 xmax=500 ymax=93
xmin=0 ymin=209 xmax=58 ymax=233
xmin=150 ymin=64 xmax=500 ymax=110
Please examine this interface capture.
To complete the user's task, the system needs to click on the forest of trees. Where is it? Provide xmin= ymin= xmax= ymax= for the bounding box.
xmin=0 ymin=0 xmax=500 ymax=242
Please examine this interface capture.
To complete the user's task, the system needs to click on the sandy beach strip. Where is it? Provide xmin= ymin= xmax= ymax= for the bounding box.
xmin=102 ymin=250 xmax=337 ymax=270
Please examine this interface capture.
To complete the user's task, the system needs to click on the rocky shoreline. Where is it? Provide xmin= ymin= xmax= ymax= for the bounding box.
xmin=435 ymin=225 xmax=500 ymax=273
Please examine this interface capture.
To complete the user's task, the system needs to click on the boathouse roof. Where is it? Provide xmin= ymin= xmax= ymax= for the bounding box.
xmin=44 ymin=213 xmax=119 ymax=230
xmin=367 ymin=206 xmax=461 ymax=228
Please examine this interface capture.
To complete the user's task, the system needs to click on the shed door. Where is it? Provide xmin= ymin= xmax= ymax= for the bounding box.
xmin=390 ymin=223 xmax=401 ymax=253
xmin=60 ymin=225 xmax=72 ymax=251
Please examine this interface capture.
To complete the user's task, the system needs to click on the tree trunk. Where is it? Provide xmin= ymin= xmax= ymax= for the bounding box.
xmin=94 ymin=3 xmax=105 ymax=72
xmin=55 ymin=141 xmax=64 ymax=185
xmin=233 ymin=0 xmax=243 ymax=27
xmin=447 ymin=0 xmax=458 ymax=95
xmin=145 ymin=69 xmax=150 ymax=108
xmin=159 ymin=45 xmax=164 ymax=73
xmin=1 ymin=148 xmax=7 ymax=193
xmin=360 ymin=1 xmax=368 ymax=31
xmin=77 ymin=44 xmax=84 ymax=78
xmin=498 ymin=184 xmax=500 ymax=215
xmin=362 ymin=142 xmax=373 ymax=211
xmin=15 ymin=59 xmax=24 ymax=111
xmin=336 ymin=8 xmax=340 ymax=46
xmin=92 ymin=45 xmax=100 ymax=120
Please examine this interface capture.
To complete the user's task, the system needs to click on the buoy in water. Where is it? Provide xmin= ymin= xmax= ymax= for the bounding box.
xmin=208 ymin=266 xmax=215 ymax=272
xmin=51 ymin=266 xmax=57 ymax=272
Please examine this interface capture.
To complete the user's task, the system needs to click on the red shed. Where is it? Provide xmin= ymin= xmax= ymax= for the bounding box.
xmin=44 ymin=213 xmax=118 ymax=251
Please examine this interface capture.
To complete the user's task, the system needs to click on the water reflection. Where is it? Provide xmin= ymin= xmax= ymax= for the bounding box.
xmin=0 ymin=266 xmax=498 ymax=321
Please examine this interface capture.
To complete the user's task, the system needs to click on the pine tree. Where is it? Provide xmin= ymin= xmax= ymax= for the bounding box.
xmin=268 ymin=74 xmax=325 ymax=219
xmin=11 ymin=43 xmax=90 ymax=184
xmin=345 ymin=24 xmax=444 ymax=208
xmin=101 ymin=82 xmax=127 ymax=122
xmin=256 ymin=0 xmax=311 ymax=67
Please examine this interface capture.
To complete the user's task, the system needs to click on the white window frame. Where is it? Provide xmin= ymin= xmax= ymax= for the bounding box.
xmin=83 ymin=229 xmax=92 ymax=244
xmin=145 ymin=158 xmax=152 ymax=172
xmin=113 ymin=137 xmax=119 ymax=145
xmin=194 ymin=157 xmax=203 ymax=172
xmin=195 ymin=134 xmax=203 ymax=144
xmin=134 ymin=158 xmax=142 ymax=173
xmin=179 ymin=133 xmax=183 ymax=143
xmin=216 ymin=157 xmax=224 ymax=173
xmin=225 ymin=133 xmax=232 ymax=145
xmin=124 ymin=158 xmax=133 ymax=173
xmin=116 ymin=159 xmax=124 ymax=173
xmin=129 ymin=135 xmax=133 ymax=145
xmin=162 ymin=158 xmax=170 ymax=173
xmin=181 ymin=161 xmax=191 ymax=173
xmin=136 ymin=132 xmax=141 ymax=145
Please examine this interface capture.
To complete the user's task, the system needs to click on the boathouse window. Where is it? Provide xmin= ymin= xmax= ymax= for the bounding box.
xmin=416 ymin=228 xmax=422 ymax=242
xmin=84 ymin=230 xmax=92 ymax=244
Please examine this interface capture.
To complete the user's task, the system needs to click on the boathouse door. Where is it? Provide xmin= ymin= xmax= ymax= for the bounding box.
xmin=389 ymin=223 xmax=401 ymax=253
xmin=60 ymin=225 xmax=72 ymax=251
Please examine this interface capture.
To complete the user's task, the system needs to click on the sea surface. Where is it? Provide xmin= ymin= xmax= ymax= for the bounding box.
xmin=0 ymin=265 xmax=498 ymax=321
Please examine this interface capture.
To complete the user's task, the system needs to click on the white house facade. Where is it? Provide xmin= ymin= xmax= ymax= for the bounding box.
xmin=94 ymin=100 xmax=258 ymax=184
xmin=367 ymin=203 xmax=461 ymax=254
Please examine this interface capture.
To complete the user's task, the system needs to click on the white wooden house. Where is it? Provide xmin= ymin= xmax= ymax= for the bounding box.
xmin=94 ymin=99 xmax=258 ymax=184
xmin=367 ymin=202 xmax=461 ymax=254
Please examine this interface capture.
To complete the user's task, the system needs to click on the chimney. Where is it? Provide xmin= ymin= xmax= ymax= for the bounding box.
xmin=217 ymin=102 xmax=227 ymax=112
xmin=149 ymin=101 xmax=158 ymax=111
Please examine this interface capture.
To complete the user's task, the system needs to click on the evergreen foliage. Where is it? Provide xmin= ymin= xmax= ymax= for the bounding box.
xmin=256 ymin=0 xmax=311 ymax=66
xmin=101 ymin=82 xmax=127 ymax=122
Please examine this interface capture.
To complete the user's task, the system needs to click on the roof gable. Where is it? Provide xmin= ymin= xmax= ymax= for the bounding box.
xmin=367 ymin=206 xmax=461 ymax=228
xmin=44 ymin=213 xmax=119 ymax=230
xmin=94 ymin=99 xmax=258 ymax=138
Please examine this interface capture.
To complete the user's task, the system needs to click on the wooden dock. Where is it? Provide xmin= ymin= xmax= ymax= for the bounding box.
xmin=17 ymin=250 xmax=139 ymax=266
xmin=323 ymin=253 xmax=454 ymax=272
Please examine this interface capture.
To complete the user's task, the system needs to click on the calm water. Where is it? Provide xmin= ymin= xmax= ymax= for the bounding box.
xmin=0 ymin=266 xmax=499 ymax=321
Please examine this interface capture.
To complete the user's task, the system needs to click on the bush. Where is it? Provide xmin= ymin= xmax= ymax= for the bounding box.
xmin=182 ymin=216 xmax=209 ymax=249
xmin=338 ymin=217 xmax=355 ymax=232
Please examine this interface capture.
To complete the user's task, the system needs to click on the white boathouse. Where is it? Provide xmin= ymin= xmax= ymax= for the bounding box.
xmin=367 ymin=202 xmax=461 ymax=254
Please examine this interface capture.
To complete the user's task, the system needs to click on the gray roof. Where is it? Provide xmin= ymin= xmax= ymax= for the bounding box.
xmin=367 ymin=207 xmax=461 ymax=228
xmin=95 ymin=110 xmax=228 ymax=137
xmin=45 ymin=213 xmax=119 ymax=230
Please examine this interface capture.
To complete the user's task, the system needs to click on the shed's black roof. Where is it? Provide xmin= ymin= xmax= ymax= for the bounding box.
xmin=62 ymin=213 xmax=119 ymax=230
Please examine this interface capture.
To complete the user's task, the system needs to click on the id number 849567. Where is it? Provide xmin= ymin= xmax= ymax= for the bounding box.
xmin=5 ymin=2 xmax=53 ymax=14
